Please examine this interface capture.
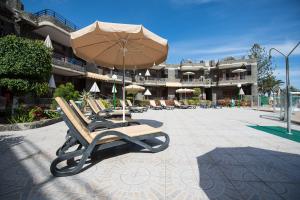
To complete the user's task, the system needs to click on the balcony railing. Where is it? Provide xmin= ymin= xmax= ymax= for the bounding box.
xmin=135 ymin=77 xmax=167 ymax=85
xmin=108 ymin=74 xmax=132 ymax=82
xmin=181 ymin=79 xmax=212 ymax=86
xmin=52 ymin=53 xmax=85 ymax=72
xmin=34 ymin=9 xmax=78 ymax=32
xmin=218 ymin=76 xmax=254 ymax=84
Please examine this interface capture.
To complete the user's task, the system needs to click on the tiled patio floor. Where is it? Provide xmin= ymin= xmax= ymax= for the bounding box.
xmin=1 ymin=108 xmax=300 ymax=200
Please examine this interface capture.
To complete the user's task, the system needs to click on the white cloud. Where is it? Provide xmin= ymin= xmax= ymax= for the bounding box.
xmin=168 ymin=36 xmax=300 ymax=63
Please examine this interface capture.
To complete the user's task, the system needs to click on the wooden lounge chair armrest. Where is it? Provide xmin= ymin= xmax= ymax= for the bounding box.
xmin=87 ymin=121 xmax=116 ymax=131
xmin=102 ymin=108 xmax=113 ymax=113
xmin=91 ymin=114 xmax=107 ymax=122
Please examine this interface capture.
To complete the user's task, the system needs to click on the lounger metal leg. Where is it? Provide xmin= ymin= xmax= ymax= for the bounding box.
xmin=51 ymin=131 xmax=169 ymax=177
xmin=56 ymin=136 xmax=78 ymax=156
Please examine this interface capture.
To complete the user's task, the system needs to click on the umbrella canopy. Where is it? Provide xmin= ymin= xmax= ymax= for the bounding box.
xmin=48 ymin=74 xmax=56 ymax=89
xmin=70 ymin=21 xmax=168 ymax=122
xmin=90 ymin=82 xmax=100 ymax=93
xmin=70 ymin=21 xmax=168 ymax=69
xmin=239 ymin=87 xmax=245 ymax=95
xmin=125 ymin=84 xmax=145 ymax=94
xmin=112 ymin=85 xmax=117 ymax=93
xmin=176 ymin=88 xmax=195 ymax=93
xmin=144 ymin=89 xmax=152 ymax=96
xmin=145 ymin=69 xmax=151 ymax=77
xmin=44 ymin=35 xmax=53 ymax=49
xmin=183 ymin=72 xmax=195 ymax=76
xmin=232 ymin=68 xmax=246 ymax=73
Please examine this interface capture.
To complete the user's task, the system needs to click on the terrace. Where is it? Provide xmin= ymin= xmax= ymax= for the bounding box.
xmin=1 ymin=108 xmax=299 ymax=199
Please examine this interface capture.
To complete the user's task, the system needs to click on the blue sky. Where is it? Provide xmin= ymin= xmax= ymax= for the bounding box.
xmin=23 ymin=0 xmax=300 ymax=88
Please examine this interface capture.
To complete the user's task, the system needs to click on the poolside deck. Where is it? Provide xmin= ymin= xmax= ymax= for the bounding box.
xmin=1 ymin=108 xmax=300 ymax=200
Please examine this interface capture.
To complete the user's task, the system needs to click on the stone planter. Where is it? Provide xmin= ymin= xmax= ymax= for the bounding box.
xmin=0 ymin=117 xmax=63 ymax=132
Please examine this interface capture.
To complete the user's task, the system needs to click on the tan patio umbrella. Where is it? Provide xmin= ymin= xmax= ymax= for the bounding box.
xmin=125 ymin=84 xmax=145 ymax=94
xmin=183 ymin=71 xmax=195 ymax=82
xmin=176 ymin=88 xmax=195 ymax=100
xmin=70 ymin=21 xmax=168 ymax=121
xmin=125 ymin=84 xmax=145 ymax=105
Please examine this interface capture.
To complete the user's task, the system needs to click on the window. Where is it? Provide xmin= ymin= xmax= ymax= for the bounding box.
xmin=246 ymin=65 xmax=252 ymax=76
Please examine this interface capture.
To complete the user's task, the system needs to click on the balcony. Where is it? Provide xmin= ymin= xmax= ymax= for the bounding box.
xmin=52 ymin=53 xmax=86 ymax=75
xmin=107 ymin=73 xmax=132 ymax=83
xmin=135 ymin=77 xmax=167 ymax=86
xmin=218 ymin=76 xmax=255 ymax=85
xmin=33 ymin=9 xmax=78 ymax=32
xmin=218 ymin=58 xmax=256 ymax=69
xmin=181 ymin=79 xmax=212 ymax=87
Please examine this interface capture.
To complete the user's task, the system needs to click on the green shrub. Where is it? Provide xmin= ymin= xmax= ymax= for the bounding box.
xmin=8 ymin=105 xmax=60 ymax=124
xmin=28 ymin=106 xmax=45 ymax=121
xmin=52 ymin=82 xmax=80 ymax=108
xmin=9 ymin=114 xmax=31 ymax=124
xmin=187 ymin=99 xmax=195 ymax=105
xmin=44 ymin=110 xmax=61 ymax=119
xmin=193 ymin=88 xmax=201 ymax=97
xmin=136 ymin=100 xmax=149 ymax=107
xmin=100 ymin=99 xmax=112 ymax=108
xmin=115 ymin=98 xmax=122 ymax=107
xmin=0 ymin=35 xmax=52 ymax=96
xmin=79 ymin=90 xmax=92 ymax=111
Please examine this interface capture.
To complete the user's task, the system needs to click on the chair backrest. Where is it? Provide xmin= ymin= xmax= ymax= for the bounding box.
xmin=149 ymin=100 xmax=157 ymax=107
xmin=119 ymin=100 xmax=126 ymax=108
xmin=174 ymin=100 xmax=181 ymax=106
xmin=87 ymin=98 xmax=101 ymax=114
xmin=55 ymin=97 xmax=93 ymax=144
xmin=160 ymin=100 xmax=166 ymax=107
xmin=69 ymin=100 xmax=91 ymax=125
xmin=126 ymin=99 xmax=133 ymax=107
xmin=95 ymin=99 xmax=106 ymax=110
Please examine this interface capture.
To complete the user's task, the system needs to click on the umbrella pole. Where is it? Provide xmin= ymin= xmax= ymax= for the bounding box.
xmin=122 ymin=49 xmax=126 ymax=123
xmin=113 ymin=80 xmax=116 ymax=110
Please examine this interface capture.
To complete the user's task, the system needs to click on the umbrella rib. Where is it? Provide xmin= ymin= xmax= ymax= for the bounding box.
xmin=74 ymin=39 xmax=120 ymax=49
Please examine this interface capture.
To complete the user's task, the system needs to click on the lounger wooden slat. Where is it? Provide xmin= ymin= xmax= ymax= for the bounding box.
xmin=91 ymin=124 xmax=161 ymax=144
xmin=149 ymin=100 xmax=162 ymax=110
xmin=160 ymin=100 xmax=174 ymax=110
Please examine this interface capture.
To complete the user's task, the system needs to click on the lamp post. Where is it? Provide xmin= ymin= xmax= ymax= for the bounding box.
xmin=237 ymin=83 xmax=241 ymax=107
xmin=269 ymin=41 xmax=300 ymax=134
xmin=112 ymin=74 xmax=117 ymax=110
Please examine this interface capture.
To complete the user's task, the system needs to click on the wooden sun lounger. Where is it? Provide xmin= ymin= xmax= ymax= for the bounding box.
xmin=125 ymin=99 xmax=147 ymax=113
xmin=149 ymin=100 xmax=162 ymax=110
xmin=159 ymin=100 xmax=174 ymax=110
xmin=87 ymin=98 xmax=131 ymax=119
xmin=96 ymin=99 xmax=131 ymax=116
xmin=120 ymin=100 xmax=143 ymax=113
xmin=51 ymin=97 xmax=169 ymax=177
xmin=174 ymin=100 xmax=189 ymax=109
xmin=70 ymin=100 xmax=139 ymax=131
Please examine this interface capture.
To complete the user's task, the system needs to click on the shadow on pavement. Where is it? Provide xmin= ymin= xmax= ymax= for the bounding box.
xmin=0 ymin=134 xmax=109 ymax=199
xmin=197 ymin=147 xmax=300 ymax=199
